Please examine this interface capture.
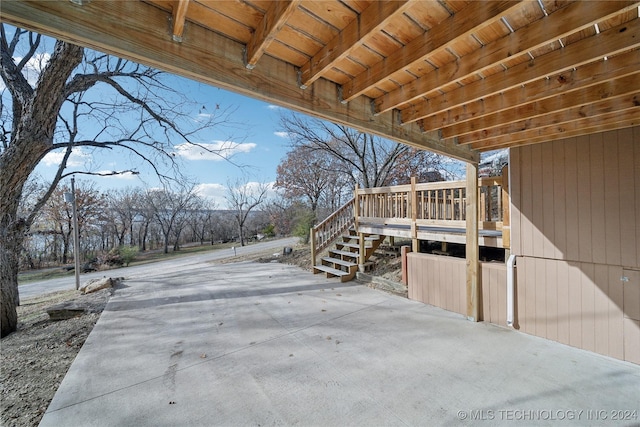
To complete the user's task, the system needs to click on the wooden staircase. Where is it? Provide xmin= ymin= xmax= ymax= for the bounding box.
xmin=313 ymin=228 xmax=385 ymax=282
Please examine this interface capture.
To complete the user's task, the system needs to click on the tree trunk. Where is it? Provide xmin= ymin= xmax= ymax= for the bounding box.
xmin=1 ymin=40 xmax=84 ymax=337
xmin=1 ymin=222 xmax=22 ymax=338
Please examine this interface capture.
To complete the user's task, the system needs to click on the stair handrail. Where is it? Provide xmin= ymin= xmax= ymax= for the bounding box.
xmin=310 ymin=197 xmax=355 ymax=266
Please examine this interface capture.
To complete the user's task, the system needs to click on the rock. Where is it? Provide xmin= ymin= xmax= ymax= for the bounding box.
xmin=46 ymin=303 xmax=86 ymax=321
xmin=80 ymin=277 xmax=113 ymax=294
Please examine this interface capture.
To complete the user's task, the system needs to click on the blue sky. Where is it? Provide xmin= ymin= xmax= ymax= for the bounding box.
xmin=35 ymin=77 xmax=291 ymax=208
xmin=0 ymin=25 xmax=290 ymax=208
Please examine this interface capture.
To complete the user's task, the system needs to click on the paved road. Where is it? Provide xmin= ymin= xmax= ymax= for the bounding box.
xmin=19 ymin=237 xmax=298 ymax=299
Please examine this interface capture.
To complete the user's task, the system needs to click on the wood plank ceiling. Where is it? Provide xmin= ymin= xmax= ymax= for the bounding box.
xmin=2 ymin=0 xmax=639 ymax=163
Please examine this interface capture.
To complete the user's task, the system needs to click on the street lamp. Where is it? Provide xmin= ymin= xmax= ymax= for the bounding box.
xmin=64 ymin=176 xmax=81 ymax=290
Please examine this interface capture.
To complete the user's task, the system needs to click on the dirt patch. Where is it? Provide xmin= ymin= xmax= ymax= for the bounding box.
xmin=0 ymin=288 xmax=112 ymax=427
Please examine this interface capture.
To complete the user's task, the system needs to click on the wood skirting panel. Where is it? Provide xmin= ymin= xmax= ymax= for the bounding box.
xmin=407 ymin=253 xmax=466 ymax=316
xmin=510 ymin=126 xmax=640 ymax=270
xmin=407 ymin=253 xmax=507 ymax=324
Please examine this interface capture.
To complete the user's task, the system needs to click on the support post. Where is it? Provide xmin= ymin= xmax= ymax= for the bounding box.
xmin=411 ymin=176 xmax=419 ymax=252
xmin=358 ymin=232 xmax=365 ymax=272
xmin=401 ymin=245 xmax=411 ymax=286
xmin=71 ymin=177 xmax=80 ymax=291
xmin=466 ymin=163 xmax=480 ymax=321
xmin=310 ymin=227 xmax=317 ymax=267
xmin=353 ymin=184 xmax=360 ymax=230
xmin=501 ymin=165 xmax=511 ymax=249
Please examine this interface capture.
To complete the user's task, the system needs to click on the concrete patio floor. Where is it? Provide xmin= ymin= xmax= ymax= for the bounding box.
xmin=40 ymin=261 xmax=640 ymax=426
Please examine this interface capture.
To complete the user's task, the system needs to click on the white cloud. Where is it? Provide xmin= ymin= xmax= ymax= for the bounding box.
xmin=273 ymin=131 xmax=289 ymax=139
xmin=173 ymin=141 xmax=256 ymax=161
xmin=194 ymin=183 xmax=227 ymax=207
xmin=267 ymin=105 xmax=282 ymax=110
xmin=41 ymin=147 xmax=92 ymax=167
xmin=197 ymin=181 xmax=277 ymax=208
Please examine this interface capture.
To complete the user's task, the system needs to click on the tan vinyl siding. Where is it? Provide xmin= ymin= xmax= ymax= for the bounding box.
xmin=481 ymin=262 xmax=507 ymax=326
xmin=511 ymin=127 xmax=640 ymax=363
xmin=512 ymin=128 xmax=639 ymax=270
xmin=515 ymin=258 xmax=640 ymax=363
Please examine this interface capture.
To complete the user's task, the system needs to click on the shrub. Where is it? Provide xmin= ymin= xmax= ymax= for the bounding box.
xmin=292 ymin=210 xmax=316 ymax=244
xmin=118 ymin=245 xmax=139 ymax=267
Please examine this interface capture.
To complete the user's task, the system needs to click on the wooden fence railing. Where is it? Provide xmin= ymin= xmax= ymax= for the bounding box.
xmin=310 ymin=198 xmax=355 ymax=265
xmin=310 ymin=168 xmax=510 ymax=264
xmin=356 ymin=176 xmax=506 ymax=230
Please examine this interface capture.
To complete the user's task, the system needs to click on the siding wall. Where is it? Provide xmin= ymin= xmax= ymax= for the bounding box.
xmin=511 ymin=127 xmax=640 ymax=364
xmin=481 ymin=262 xmax=507 ymax=326
xmin=510 ymin=127 xmax=640 ymax=268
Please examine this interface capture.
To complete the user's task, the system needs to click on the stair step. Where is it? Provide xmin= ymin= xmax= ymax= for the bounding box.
xmin=322 ymin=257 xmax=357 ymax=268
xmin=342 ymin=235 xmax=380 ymax=242
xmin=337 ymin=242 xmax=360 ymax=249
xmin=330 ymin=249 xmax=359 ymax=259
xmin=313 ymin=264 xmax=349 ymax=277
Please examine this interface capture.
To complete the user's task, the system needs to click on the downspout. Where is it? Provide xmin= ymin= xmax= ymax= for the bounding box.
xmin=506 ymin=254 xmax=517 ymax=327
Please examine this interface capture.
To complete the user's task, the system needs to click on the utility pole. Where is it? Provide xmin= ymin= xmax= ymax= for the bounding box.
xmin=68 ymin=177 xmax=81 ymax=290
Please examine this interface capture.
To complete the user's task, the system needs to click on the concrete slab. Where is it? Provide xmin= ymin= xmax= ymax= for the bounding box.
xmin=40 ymin=262 xmax=640 ymax=426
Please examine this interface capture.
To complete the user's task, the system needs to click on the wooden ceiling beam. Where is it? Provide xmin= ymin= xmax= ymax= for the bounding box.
xmin=245 ymin=0 xmax=300 ymax=69
xmin=170 ymin=0 xmax=189 ymax=42
xmin=459 ymin=91 xmax=640 ymax=145
xmin=447 ymin=73 xmax=640 ymax=140
xmin=374 ymin=1 xmax=639 ymax=115
xmin=0 ymin=0 xmax=478 ymax=163
xmin=298 ymin=0 xmax=412 ymax=89
xmin=340 ymin=1 xmax=522 ymax=102
xmin=469 ymin=108 xmax=640 ymax=150
xmin=420 ymin=48 xmax=640 ymax=132
xmin=402 ymin=18 xmax=640 ymax=124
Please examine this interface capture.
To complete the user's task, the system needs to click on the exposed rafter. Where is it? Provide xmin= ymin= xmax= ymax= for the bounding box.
xmin=374 ymin=1 xmax=639 ymax=115
xmin=170 ymin=0 xmax=189 ymax=42
xmin=401 ymin=18 xmax=640 ymax=124
xmin=298 ymin=1 xmax=412 ymax=89
xmin=0 ymin=0 xmax=478 ymax=162
xmin=470 ymin=109 xmax=640 ymax=149
xmin=448 ymin=73 xmax=640 ymax=142
xmin=340 ymin=1 xmax=523 ymax=102
xmin=458 ymin=90 xmax=640 ymax=145
xmin=419 ymin=48 xmax=640 ymax=132
xmin=245 ymin=0 xmax=300 ymax=69
xmin=1 ymin=0 xmax=637 ymax=156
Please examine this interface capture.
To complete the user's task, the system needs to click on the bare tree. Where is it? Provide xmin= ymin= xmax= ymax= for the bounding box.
xmin=274 ymin=146 xmax=336 ymax=219
xmin=0 ymin=26 xmax=239 ymax=337
xmin=225 ymin=178 xmax=270 ymax=247
xmin=104 ymin=188 xmax=141 ymax=248
xmin=280 ymin=112 xmax=424 ymax=188
xmin=38 ymin=180 xmax=105 ymax=264
xmin=145 ymin=185 xmax=199 ymax=254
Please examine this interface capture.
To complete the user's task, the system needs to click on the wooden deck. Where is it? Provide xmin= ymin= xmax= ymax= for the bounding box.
xmin=311 ymin=172 xmax=509 ymax=266
xmin=354 ymin=174 xmax=508 ymax=248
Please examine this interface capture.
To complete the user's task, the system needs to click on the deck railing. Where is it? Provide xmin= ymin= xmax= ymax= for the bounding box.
xmin=310 ymin=198 xmax=355 ymax=265
xmin=310 ymin=169 xmax=510 ymax=264
xmin=356 ymin=176 xmax=507 ymax=231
